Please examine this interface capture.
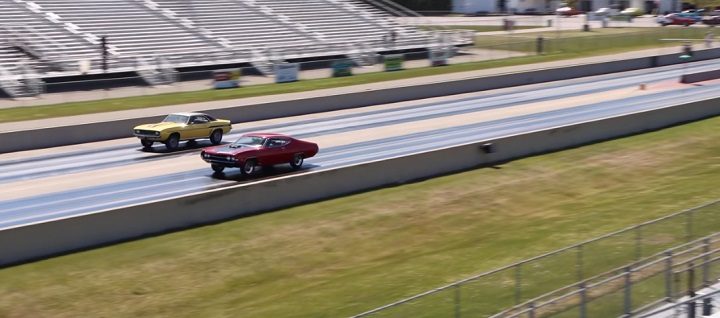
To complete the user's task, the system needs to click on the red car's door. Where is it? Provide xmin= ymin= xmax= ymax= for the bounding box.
xmin=261 ymin=137 xmax=292 ymax=165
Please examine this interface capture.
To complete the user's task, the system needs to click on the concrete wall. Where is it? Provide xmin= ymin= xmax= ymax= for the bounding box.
xmin=5 ymin=47 xmax=720 ymax=154
xmin=1 ymin=99 xmax=718 ymax=267
xmin=680 ymin=69 xmax=720 ymax=84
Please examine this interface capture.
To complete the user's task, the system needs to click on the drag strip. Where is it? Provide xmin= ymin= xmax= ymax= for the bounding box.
xmin=0 ymin=60 xmax=715 ymax=184
xmin=1 ymin=77 xmax=719 ymax=230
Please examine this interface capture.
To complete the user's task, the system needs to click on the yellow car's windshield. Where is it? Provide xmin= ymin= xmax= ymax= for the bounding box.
xmin=162 ymin=114 xmax=189 ymax=124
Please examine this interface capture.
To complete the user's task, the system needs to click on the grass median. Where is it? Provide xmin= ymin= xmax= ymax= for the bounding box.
xmin=0 ymin=27 xmax=715 ymax=124
xmin=0 ymin=114 xmax=717 ymax=317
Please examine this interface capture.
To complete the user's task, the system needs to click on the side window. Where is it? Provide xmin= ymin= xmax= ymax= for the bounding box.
xmin=267 ymin=138 xmax=289 ymax=148
xmin=190 ymin=116 xmax=209 ymax=124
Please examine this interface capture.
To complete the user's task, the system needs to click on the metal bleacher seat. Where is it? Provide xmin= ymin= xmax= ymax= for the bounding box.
xmin=0 ymin=0 xmax=444 ymax=88
xmin=0 ymin=0 xmax=97 ymax=72
xmin=28 ymin=0 xmax=227 ymax=68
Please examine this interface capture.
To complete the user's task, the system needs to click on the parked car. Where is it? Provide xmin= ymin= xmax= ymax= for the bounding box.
xmin=132 ymin=112 xmax=232 ymax=150
xmin=658 ymin=13 xmax=697 ymax=26
xmin=556 ymin=6 xmax=582 ymax=16
xmin=676 ymin=11 xmax=703 ymax=22
xmin=702 ymin=15 xmax=720 ymax=25
xmin=594 ymin=7 xmax=619 ymax=16
xmin=200 ymin=133 xmax=319 ymax=174
xmin=620 ymin=7 xmax=644 ymax=16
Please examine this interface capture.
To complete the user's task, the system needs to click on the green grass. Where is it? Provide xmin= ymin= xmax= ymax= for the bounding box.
xmin=474 ymin=27 xmax=719 ymax=53
xmin=0 ymin=113 xmax=718 ymax=317
xmin=1 ymin=27 xmax=715 ymax=124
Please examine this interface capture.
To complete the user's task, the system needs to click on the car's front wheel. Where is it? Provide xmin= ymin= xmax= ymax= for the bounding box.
xmin=165 ymin=133 xmax=180 ymax=150
xmin=290 ymin=153 xmax=304 ymax=169
xmin=210 ymin=129 xmax=223 ymax=145
xmin=242 ymin=159 xmax=257 ymax=175
xmin=140 ymin=139 xmax=154 ymax=148
xmin=211 ymin=164 xmax=225 ymax=173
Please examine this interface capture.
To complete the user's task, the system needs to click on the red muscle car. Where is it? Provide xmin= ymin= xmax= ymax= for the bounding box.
xmin=200 ymin=133 xmax=319 ymax=174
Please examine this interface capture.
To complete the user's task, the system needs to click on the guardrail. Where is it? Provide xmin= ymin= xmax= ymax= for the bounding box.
xmin=494 ymin=231 xmax=720 ymax=318
xmin=1 ymin=95 xmax=718 ymax=268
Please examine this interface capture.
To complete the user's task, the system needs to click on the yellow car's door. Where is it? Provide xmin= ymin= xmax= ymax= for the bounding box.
xmin=185 ymin=115 xmax=212 ymax=139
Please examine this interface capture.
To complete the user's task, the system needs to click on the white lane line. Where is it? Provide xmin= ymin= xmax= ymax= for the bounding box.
xmin=0 ymin=176 xmax=220 ymax=215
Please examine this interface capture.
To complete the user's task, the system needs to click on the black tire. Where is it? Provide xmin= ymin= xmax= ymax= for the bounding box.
xmin=210 ymin=129 xmax=223 ymax=145
xmin=684 ymin=22 xmax=689 ymax=27
xmin=140 ymin=139 xmax=154 ymax=148
xmin=290 ymin=153 xmax=304 ymax=169
xmin=242 ymin=159 xmax=256 ymax=175
xmin=165 ymin=133 xmax=180 ymax=150
xmin=211 ymin=164 xmax=225 ymax=173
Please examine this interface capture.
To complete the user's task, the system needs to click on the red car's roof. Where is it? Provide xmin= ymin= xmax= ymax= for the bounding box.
xmin=241 ymin=132 xmax=290 ymax=138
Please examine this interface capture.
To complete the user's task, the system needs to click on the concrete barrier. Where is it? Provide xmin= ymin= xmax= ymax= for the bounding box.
xmin=3 ymin=47 xmax=720 ymax=154
xmin=681 ymin=69 xmax=720 ymax=84
xmin=1 ymin=99 xmax=718 ymax=267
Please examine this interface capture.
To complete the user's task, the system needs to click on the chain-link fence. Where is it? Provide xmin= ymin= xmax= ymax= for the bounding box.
xmin=353 ymin=199 xmax=720 ymax=318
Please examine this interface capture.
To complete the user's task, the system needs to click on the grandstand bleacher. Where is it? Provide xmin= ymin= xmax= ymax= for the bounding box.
xmin=0 ymin=0 xmax=470 ymax=97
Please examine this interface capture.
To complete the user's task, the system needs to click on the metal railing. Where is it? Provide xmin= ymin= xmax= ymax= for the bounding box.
xmin=0 ymin=64 xmax=45 ymax=98
xmin=637 ymin=288 xmax=720 ymax=317
xmin=495 ymin=234 xmax=720 ymax=318
xmin=352 ymin=199 xmax=720 ymax=317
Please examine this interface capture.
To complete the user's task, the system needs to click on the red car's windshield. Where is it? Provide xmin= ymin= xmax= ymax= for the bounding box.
xmin=231 ymin=136 xmax=265 ymax=147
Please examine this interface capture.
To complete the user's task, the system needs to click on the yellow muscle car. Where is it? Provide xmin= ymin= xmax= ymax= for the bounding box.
xmin=132 ymin=112 xmax=232 ymax=150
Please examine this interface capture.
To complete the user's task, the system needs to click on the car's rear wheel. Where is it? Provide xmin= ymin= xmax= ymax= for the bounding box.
xmin=211 ymin=164 xmax=225 ymax=173
xmin=242 ymin=159 xmax=257 ymax=175
xmin=140 ymin=139 xmax=154 ymax=148
xmin=165 ymin=133 xmax=180 ymax=150
xmin=290 ymin=153 xmax=304 ymax=169
xmin=210 ymin=129 xmax=223 ymax=145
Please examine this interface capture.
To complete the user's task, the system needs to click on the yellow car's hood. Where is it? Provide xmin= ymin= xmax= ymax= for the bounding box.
xmin=134 ymin=122 xmax=184 ymax=131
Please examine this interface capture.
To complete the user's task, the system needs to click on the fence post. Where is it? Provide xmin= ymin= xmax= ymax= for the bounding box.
xmin=688 ymin=262 xmax=697 ymax=318
xmin=624 ymin=266 xmax=632 ymax=317
xmin=674 ymin=271 xmax=681 ymax=300
xmin=528 ymin=301 xmax=535 ymax=318
xmin=665 ymin=251 xmax=674 ymax=301
xmin=579 ymin=282 xmax=587 ymax=318
xmin=702 ymin=238 xmax=710 ymax=287
xmin=454 ymin=284 xmax=461 ymax=318
xmin=688 ymin=262 xmax=696 ymax=297
xmin=514 ymin=264 xmax=522 ymax=305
